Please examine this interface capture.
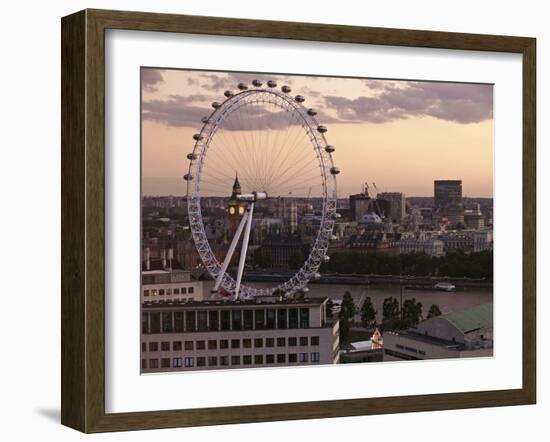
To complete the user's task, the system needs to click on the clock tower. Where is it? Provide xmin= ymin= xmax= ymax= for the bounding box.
xmin=227 ymin=172 xmax=246 ymax=239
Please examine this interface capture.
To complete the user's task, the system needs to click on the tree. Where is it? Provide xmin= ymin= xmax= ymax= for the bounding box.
xmin=382 ymin=296 xmax=400 ymax=323
xmin=402 ymin=298 xmax=423 ymax=328
xmin=339 ymin=291 xmax=356 ymax=321
xmin=288 ymin=250 xmax=304 ymax=270
xmin=427 ymin=304 xmax=442 ymax=319
xmin=360 ymin=296 xmax=376 ymax=327
xmin=339 ymin=316 xmax=351 ymax=344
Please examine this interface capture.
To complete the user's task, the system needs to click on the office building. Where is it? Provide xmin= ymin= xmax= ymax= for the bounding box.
xmin=141 ymin=297 xmax=340 ymax=372
xmin=377 ymin=192 xmax=406 ymax=223
xmin=434 ymin=180 xmax=463 ymax=211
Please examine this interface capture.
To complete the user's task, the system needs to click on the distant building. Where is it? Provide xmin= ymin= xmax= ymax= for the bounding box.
xmin=377 ymin=192 xmax=406 ymax=223
xmin=141 ymin=297 xmax=340 ymax=372
xmin=434 ymin=180 xmax=463 ymax=211
xmin=473 ymin=229 xmax=493 ymax=252
xmin=142 ymin=270 xmax=204 ymax=303
xmin=439 ymin=231 xmax=475 ymax=252
xmin=383 ymin=303 xmax=493 ymax=361
xmin=399 ymin=238 xmax=445 ymax=257
xmin=349 ymin=188 xmax=372 ymax=222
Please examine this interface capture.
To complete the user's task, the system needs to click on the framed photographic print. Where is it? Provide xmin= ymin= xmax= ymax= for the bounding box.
xmin=61 ymin=9 xmax=536 ymax=433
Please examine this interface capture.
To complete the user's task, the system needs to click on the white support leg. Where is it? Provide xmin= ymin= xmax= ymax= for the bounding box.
xmin=234 ymin=202 xmax=254 ymax=299
xmin=212 ymin=209 xmax=249 ymax=293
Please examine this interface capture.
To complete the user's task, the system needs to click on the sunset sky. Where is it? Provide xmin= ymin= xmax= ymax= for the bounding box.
xmin=141 ymin=68 xmax=493 ymax=198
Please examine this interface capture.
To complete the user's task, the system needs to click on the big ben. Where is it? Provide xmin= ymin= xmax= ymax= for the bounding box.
xmin=227 ymin=172 xmax=246 ymax=239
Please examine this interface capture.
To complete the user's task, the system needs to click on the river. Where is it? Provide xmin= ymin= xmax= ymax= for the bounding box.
xmin=203 ymin=281 xmax=493 ymax=323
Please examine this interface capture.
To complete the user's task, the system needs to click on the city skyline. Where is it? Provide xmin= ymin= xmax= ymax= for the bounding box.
xmin=142 ymin=68 xmax=494 ymax=198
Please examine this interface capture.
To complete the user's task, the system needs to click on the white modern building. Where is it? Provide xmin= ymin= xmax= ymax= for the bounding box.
xmin=399 ymin=238 xmax=445 ymax=257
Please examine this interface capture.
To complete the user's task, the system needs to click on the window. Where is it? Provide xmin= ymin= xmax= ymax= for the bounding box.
xmin=299 ymin=336 xmax=308 ymax=346
xmin=255 ymin=309 xmax=265 ymax=329
xmin=311 ymin=336 xmax=320 ymax=346
xmin=243 ymin=310 xmax=254 ymax=330
xmin=254 ymin=354 xmax=264 ymax=364
xmin=232 ymin=310 xmax=242 ymax=330
xmin=231 ymin=355 xmax=240 ymax=365
xmin=209 ymin=311 xmax=219 ymax=331
xmin=174 ymin=312 xmax=184 ymax=332
xmin=161 ymin=341 xmax=170 ymax=351
xmin=188 ymin=287 xmax=194 ymax=294
xmin=299 ymin=352 xmax=308 ymax=363
xmin=144 ymin=289 xmax=150 ymax=297
xmin=196 ymin=340 xmax=205 ymax=350
xmin=161 ymin=358 xmax=170 ymax=368
xmin=243 ymin=355 xmax=252 ymax=365
xmin=173 ymin=341 xmax=182 ymax=351
xmin=150 ymin=312 xmax=160 ymax=333
xmin=181 ymin=287 xmax=187 ymax=294
xmin=221 ymin=311 xmax=230 ymax=330
xmin=266 ymin=338 xmax=274 ymax=348
xmin=149 ymin=359 xmax=159 ymax=369
xmin=243 ymin=339 xmax=252 ymax=348
xmin=288 ymin=309 xmax=298 ymax=328
xmin=288 ymin=337 xmax=297 ymax=347
xmin=174 ymin=288 xmax=180 ymax=294
xmin=141 ymin=312 xmax=149 ymax=333
xmin=142 ymin=359 xmax=147 ymax=369
xmin=231 ymin=339 xmax=240 ymax=349
xmin=220 ymin=356 xmax=229 ymax=366
xmin=208 ymin=356 xmax=218 ymax=367
xmin=185 ymin=311 xmax=196 ymax=332
xmin=173 ymin=357 xmax=182 ymax=368
xmin=289 ymin=353 xmax=297 ymax=363
xmin=311 ymin=352 xmax=320 ymax=362
xmin=220 ymin=339 xmax=229 ymax=349
xmin=151 ymin=289 xmax=158 ymax=297
xmin=159 ymin=289 xmax=165 ymax=296
xmin=277 ymin=309 xmax=288 ymax=328
xmin=266 ymin=309 xmax=276 ymax=328
xmin=197 ymin=311 xmax=208 ymax=331
xmin=184 ymin=340 xmax=194 ymax=351
xmin=141 ymin=342 xmax=146 ymax=352
xmin=300 ymin=308 xmax=309 ymax=328
xmin=208 ymin=340 xmax=217 ymax=350
xmin=184 ymin=357 xmax=194 ymax=367
xmin=149 ymin=342 xmax=158 ymax=352
xmin=277 ymin=337 xmax=286 ymax=347
xmin=277 ymin=354 xmax=286 ymax=363
xmin=162 ymin=312 xmax=173 ymax=332
xmin=254 ymin=338 xmax=263 ymax=348
xmin=197 ymin=357 xmax=206 ymax=367
xmin=266 ymin=354 xmax=275 ymax=364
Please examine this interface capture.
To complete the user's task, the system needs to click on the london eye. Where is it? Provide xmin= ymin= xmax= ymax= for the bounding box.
xmin=184 ymin=79 xmax=339 ymax=299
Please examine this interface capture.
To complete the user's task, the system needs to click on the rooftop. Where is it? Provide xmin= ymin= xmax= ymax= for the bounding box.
xmin=442 ymin=303 xmax=493 ymax=334
xmin=142 ymin=296 xmax=328 ymax=309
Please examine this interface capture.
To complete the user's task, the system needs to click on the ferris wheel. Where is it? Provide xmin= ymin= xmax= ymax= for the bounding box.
xmin=184 ymin=79 xmax=340 ymax=299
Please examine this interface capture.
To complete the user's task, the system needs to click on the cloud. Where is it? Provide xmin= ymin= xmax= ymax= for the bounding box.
xmin=141 ymin=69 xmax=164 ymax=92
xmin=325 ymin=81 xmax=493 ymax=124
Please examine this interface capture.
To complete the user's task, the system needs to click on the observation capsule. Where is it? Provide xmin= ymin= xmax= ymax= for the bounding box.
xmin=325 ymin=145 xmax=335 ymax=153
xmin=187 ymin=153 xmax=197 ymax=160
xmin=201 ymin=116 xmax=209 ymax=124
xmin=282 ymin=85 xmax=291 ymax=93
xmin=317 ymin=125 xmax=328 ymax=133
xmin=237 ymin=83 xmax=248 ymax=90
xmin=212 ymin=102 xmax=221 ymax=109
xmin=224 ymin=90 xmax=234 ymax=98
xmin=323 ymin=255 xmax=331 ymax=263
xmin=307 ymin=108 xmax=317 ymax=116
xmin=330 ymin=166 xmax=340 ymax=175
xmin=193 ymin=133 xmax=203 ymax=141
xmin=295 ymin=95 xmax=305 ymax=103
xmin=267 ymin=80 xmax=277 ymax=88
xmin=252 ymin=79 xmax=262 ymax=87
xmin=183 ymin=173 xmax=193 ymax=181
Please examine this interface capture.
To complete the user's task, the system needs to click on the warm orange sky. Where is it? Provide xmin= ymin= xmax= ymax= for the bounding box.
xmin=141 ymin=69 xmax=493 ymax=198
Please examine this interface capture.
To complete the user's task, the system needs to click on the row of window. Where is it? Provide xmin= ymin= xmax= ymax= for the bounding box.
xmin=143 ymin=352 xmax=321 ymax=369
xmin=142 ymin=307 xmax=311 ymax=334
xmin=143 ymin=336 xmax=321 ymax=353
xmin=395 ymin=343 xmax=426 ymax=356
xmin=143 ymin=287 xmax=195 ymax=297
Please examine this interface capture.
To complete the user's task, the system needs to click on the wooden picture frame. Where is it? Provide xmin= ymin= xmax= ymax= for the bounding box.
xmin=61 ymin=8 xmax=536 ymax=433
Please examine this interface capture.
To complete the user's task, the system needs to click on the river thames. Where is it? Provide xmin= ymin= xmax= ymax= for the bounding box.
xmin=204 ymin=280 xmax=493 ymax=323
